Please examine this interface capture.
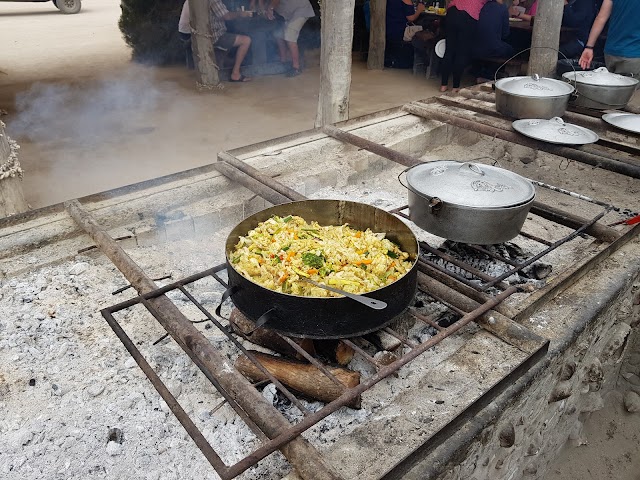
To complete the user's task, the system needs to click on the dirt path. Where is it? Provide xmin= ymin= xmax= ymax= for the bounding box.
xmin=0 ymin=0 xmax=441 ymax=208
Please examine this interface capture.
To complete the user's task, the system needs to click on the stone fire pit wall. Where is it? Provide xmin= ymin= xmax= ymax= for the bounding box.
xmin=0 ymin=121 xmax=28 ymax=218
xmin=1 ymin=106 xmax=638 ymax=480
xmin=392 ymin=256 xmax=640 ymax=480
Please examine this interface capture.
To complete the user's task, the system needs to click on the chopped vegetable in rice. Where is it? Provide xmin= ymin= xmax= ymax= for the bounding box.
xmin=230 ymin=215 xmax=413 ymax=297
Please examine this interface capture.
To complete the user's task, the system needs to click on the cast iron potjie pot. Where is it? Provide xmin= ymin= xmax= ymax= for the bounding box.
xmin=562 ymin=67 xmax=639 ymax=110
xmin=224 ymin=200 xmax=419 ymax=339
xmin=403 ymin=161 xmax=536 ymax=245
xmin=495 ymin=74 xmax=575 ymax=119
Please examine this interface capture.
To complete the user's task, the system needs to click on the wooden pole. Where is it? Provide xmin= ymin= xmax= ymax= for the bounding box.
xmin=315 ymin=0 xmax=356 ymax=127
xmin=188 ymin=0 xmax=222 ymax=89
xmin=367 ymin=0 xmax=386 ymax=70
xmin=528 ymin=0 xmax=565 ymax=77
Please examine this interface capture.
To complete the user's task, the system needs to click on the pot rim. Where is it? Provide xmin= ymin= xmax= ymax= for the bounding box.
xmin=407 ymin=186 xmax=536 ymax=210
xmin=495 ymin=75 xmax=575 ymax=98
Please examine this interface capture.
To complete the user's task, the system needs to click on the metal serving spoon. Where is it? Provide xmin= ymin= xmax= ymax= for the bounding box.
xmin=301 ymin=278 xmax=387 ymax=310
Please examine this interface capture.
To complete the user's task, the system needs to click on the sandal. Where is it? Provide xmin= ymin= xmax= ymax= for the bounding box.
xmin=286 ymin=68 xmax=302 ymax=78
xmin=230 ymin=75 xmax=252 ymax=82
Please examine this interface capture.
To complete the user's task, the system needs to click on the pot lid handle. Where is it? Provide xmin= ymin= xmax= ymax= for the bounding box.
xmin=459 ymin=162 xmax=485 ymax=176
xmin=532 ymin=73 xmax=540 ymax=81
xmin=550 ymin=117 xmax=566 ymax=126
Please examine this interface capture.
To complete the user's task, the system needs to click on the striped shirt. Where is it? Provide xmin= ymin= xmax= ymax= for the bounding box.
xmin=209 ymin=0 xmax=229 ymax=43
xmin=448 ymin=0 xmax=489 ymax=20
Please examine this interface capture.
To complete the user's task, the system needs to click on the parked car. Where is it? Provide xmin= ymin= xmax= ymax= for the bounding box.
xmin=0 ymin=0 xmax=81 ymax=14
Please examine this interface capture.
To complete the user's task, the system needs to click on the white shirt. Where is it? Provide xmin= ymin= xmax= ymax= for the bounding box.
xmin=178 ymin=1 xmax=191 ymax=34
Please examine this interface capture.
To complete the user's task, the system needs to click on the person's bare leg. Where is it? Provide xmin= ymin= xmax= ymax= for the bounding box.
xmin=287 ymin=40 xmax=300 ymax=70
xmin=276 ymin=38 xmax=289 ymax=63
xmin=231 ymin=35 xmax=251 ymax=81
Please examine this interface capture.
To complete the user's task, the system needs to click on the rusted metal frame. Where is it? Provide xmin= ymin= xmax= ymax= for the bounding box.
xmin=101 ymin=309 xmax=233 ymax=478
xmin=340 ymin=339 xmax=382 ymax=368
xmin=419 ymin=256 xmax=493 ymax=292
xmin=321 ymin=124 xmax=421 ymax=167
xmin=422 ymin=290 xmax=467 ymax=317
xmin=465 ymin=244 xmax=523 ymax=268
xmin=218 ymin=151 xmax=306 ymax=202
xmin=416 ymin=262 xmax=518 ymax=319
xmin=132 ymin=294 xmax=271 ymax=440
xmin=409 ymin=308 xmax=445 ymax=331
xmin=214 ymin=161 xmax=294 ymax=206
xmin=112 ymin=274 xmax=173 ymax=295
xmin=276 ymin=334 xmax=350 ymax=390
xmin=416 ymin=271 xmax=547 ymax=354
xmin=236 ymin=287 xmax=520 ymax=459
xmin=175 ymin=285 xmax=311 ymax=415
xmin=482 ymin=207 xmax=612 ymax=289
xmin=514 ymin=221 xmax=640 ymax=322
xmin=418 ymin=243 xmax=511 ymax=290
xmin=519 ymin=230 xmax=554 ymax=246
xmin=403 ymin=102 xmax=640 ymax=179
xmin=65 ymin=200 xmax=342 ymax=480
xmin=383 ymin=326 xmax=420 ymax=348
xmin=530 ymin=202 xmax=620 ymax=243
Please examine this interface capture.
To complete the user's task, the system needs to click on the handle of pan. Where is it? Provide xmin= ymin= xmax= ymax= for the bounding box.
xmin=397 ymin=167 xmax=443 ymax=214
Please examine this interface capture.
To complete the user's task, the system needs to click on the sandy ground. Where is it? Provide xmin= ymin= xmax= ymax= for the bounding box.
xmin=1 ymin=1 xmax=639 ymax=479
xmin=0 ymin=0 xmax=443 ymax=208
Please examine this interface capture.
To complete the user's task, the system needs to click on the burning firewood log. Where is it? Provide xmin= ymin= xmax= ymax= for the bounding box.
xmin=229 ymin=309 xmax=355 ymax=366
xmin=235 ymin=351 xmax=362 ymax=409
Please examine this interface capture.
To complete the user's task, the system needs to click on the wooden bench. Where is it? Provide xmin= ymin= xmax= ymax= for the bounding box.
xmin=475 ymin=56 xmax=528 ymax=76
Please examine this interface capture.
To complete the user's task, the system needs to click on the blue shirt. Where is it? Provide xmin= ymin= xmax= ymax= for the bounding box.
xmin=472 ymin=1 xmax=511 ymax=58
xmin=386 ymin=0 xmax=416 ymax=41
xmin=606 ymin=0 xmax=640 ymax=58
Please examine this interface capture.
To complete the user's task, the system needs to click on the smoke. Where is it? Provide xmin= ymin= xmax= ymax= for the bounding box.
xmin=10 ymin=69 xmax=161 ymax=145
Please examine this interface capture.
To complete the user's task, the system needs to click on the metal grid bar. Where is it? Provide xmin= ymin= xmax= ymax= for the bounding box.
xmin=103 ymin=267 xmax=520 ymax=479
xmin=391 ymin=203 xmax=613 ymax=293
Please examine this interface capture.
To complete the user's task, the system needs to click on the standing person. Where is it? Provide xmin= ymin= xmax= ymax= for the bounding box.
xmin=264 ymin=0 xmax=315 ymax=77
xmin=471 ymin=0 xmax=514 ymax=82
xmin=440 ymin=0 xmax=489 ymax=93
xmin=178 ymin=0 xmax=255 ymax=82
xmin=559 ymin=0 xmax=595 ymax=59
xmin=579 ymin=0 xmax=640 ymax=77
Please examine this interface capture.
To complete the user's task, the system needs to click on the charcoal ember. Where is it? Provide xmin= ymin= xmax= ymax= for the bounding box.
xmin=408 ymin=321 xmax=438 ymax=343
xmin=437 ymin=312 xmax=460 ymax=328
xmin=527 ymin=263 xmax=553 ymax=280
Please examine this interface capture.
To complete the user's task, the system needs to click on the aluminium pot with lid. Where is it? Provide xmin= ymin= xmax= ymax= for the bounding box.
xmin=495 ymin=74 xmax=575 ymax=119
xmin=402 ymin=161 xmax=536 ymax=245
xmin=562 ymin=67 xmax=639 ymax=110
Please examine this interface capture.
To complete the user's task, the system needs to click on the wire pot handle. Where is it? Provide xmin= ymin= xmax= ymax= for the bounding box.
xmin=494 ymin=47 xmax=576 ymax=89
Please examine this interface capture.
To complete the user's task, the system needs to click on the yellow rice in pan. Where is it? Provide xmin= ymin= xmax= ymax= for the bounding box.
xmin=229 ymin=214 xmax=413 ymax=297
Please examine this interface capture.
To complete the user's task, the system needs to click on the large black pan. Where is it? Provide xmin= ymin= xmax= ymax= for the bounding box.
xmin=224 ymin=200 xmax=419 ymax=339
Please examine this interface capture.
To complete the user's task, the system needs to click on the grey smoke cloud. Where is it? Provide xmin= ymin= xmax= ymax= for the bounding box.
xmin=10 ymin=69 xmax=161 ymax=145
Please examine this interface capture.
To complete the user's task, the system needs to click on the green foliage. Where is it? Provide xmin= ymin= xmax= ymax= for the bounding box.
xmin=119 ymin=0 xmax=184 ymax=65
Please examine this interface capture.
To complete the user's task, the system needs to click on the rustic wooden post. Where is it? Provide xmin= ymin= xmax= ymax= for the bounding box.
xmin=367 ymin=0 xmax=386 ymax=70
xmin=0 ymin=121 xmax=28 ymax=218
xmin=528 ymin=0 xmax=565 ymax=77
xmin=188 ymin=0 xmax=222 ymax=89
xmin=315 ymin=0 xmax=357 ymax=127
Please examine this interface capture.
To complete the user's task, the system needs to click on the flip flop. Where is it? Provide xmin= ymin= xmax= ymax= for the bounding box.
xmin=230 ymin=75 xmax=251 ymax=82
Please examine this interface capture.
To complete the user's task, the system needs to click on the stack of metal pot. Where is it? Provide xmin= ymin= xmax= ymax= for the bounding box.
xmin=495 ymin=73 xmax=576 ymax=119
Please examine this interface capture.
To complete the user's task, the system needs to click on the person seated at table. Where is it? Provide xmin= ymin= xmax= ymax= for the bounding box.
xmin=509 ymin=0 xmax=537 ymax=22
xmin=385 ymin=0 xmax=425 ymax=68
xmin=559 ymin=0 xmax=595 ymax=59
xmin=178 ymin=0 xmax=254 ymax=82
xmin=471 ymin=0 xmax=514 ymax=81
xmin=263 ymin=0 xmax=315 ymax=77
